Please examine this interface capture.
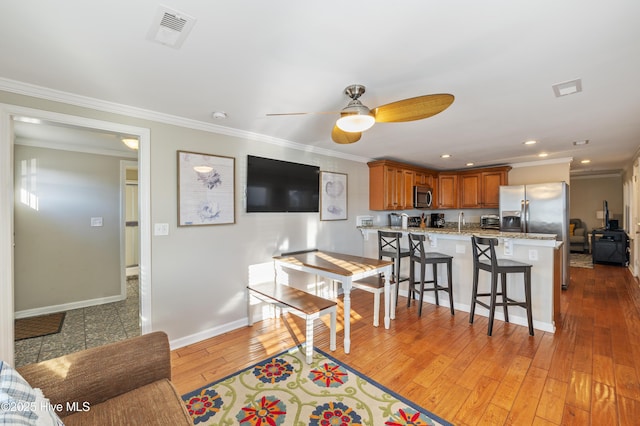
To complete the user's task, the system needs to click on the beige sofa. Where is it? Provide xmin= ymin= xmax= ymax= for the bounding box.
xmin=17 ymin=331 xmax=192 ymax=425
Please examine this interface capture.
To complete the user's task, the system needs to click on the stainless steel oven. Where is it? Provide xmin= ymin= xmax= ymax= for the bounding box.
xmin=413 ymin=185 xmax=433 ymax=209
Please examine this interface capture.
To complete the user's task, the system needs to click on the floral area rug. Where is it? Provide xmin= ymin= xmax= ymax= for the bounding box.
xmin=182 ymin=345 xmax=452 ymax=425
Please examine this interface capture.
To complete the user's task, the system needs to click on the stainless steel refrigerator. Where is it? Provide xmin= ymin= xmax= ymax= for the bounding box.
xmin=499 ymin=182 xmax=570 ymax=289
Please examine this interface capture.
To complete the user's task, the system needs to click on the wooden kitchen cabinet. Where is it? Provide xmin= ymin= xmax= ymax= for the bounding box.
xmin=437 ymin=173 xmax=458 ymax=209
xmin=368 ymin=160 xmax=437 ymax=211
xmin=459 ymin=173 xmax=481 ymax=208
xmin=368 ymin=160 xmax=505 ymax=211
xmin=481 ymin=169 xmax=508 ymax=208
xmin=457 ymin=166 xmax=510 ymax=209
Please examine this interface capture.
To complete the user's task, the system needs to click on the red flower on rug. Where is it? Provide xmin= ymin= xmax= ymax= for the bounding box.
xmin=308 ymin=362 xmax=349 ymax=388
xmin=236 ymin=395 xmax=287 ymax=426
xmin=185 ymin=387 xmax=223 ymax=424
xmin=253 ymin=357 xmax=294 ymax=384
xmin=309 ymin=401 xmax=362 ymax=426
xmin=385 ymin=407 xmax=435 ymax=426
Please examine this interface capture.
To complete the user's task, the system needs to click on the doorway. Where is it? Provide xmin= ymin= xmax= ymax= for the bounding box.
xmin=0 ymin=105 xmax=151 ymax=365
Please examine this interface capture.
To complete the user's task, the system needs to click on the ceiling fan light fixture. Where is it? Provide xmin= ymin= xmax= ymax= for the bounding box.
xmin=336 ymin=99 xmax=375 ymax=132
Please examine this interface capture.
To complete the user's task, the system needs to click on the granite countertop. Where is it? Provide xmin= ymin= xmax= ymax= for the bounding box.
xmin=357 ymin=225 xmax=558 ymax=241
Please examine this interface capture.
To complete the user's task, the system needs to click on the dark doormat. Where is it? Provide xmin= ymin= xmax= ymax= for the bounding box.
xmin=14 ymin=312 xmax=66 ymax=341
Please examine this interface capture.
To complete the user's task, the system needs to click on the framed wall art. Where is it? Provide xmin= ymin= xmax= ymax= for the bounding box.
xmin=320 ymin=171 xmax=347 ymax=221
xmin=177 ymin=150 xmax=235 ymax=226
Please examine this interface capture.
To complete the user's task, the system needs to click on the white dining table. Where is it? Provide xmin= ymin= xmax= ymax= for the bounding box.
xmin=273 ymin=250 xmax=394 ymax=354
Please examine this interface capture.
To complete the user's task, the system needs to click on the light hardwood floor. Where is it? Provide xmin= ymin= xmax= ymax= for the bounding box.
xmin=171 ymin=265 xmax=640 ymax=425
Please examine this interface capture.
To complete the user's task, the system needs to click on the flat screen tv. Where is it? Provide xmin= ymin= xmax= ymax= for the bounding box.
xmin=246 ymin=155 xmax=320 ymax=212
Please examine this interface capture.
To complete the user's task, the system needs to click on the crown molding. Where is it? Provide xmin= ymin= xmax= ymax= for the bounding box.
xmin=508 ymin=157 xmax=573 ymax=168
xmin=0 ymin=77 xmax=373 ymax=164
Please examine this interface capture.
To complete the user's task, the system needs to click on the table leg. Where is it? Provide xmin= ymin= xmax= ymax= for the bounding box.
xmin=383 ymin=264 xmax=394 ymax=328
xmin=329 ymin=307 xmax=336 ymax=352
xmin=305 ymin=316 xmax=314 ymax=364
xmin=343 ymin=278 xmax=351 ymax=354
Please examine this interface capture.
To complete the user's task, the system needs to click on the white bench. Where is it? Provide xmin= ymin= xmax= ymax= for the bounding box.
xmin=247 ymin=282 xmax=337 ymax=363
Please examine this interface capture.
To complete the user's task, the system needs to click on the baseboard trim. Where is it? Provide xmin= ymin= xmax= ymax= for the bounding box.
xmin=14 ymin=294 xmax=126 ymax=319
xmin=169 ymin=318 xmax=248 ymax=350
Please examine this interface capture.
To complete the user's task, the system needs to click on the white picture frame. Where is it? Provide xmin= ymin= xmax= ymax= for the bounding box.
xmin=177 ymin=150 xmax=235 ymax=226
xmin=320 ymin=171 xmax=347 ymax=221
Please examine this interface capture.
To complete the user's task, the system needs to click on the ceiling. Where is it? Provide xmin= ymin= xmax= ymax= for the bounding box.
xmin=2 ymin=1 xmax=639 ymax=174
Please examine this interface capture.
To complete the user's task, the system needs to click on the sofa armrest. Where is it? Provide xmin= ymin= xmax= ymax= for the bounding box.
xmin=17 ymin=331 xmax=172 ymax=418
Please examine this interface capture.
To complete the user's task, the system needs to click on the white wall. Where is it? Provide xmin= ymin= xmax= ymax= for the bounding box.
xmin=569 ymin=174 xmax=623 ymax=232
xmin=13 ymin=145 xmax=125 ymax=314
xmin=0 ymin=90 xmax=373 ymax=350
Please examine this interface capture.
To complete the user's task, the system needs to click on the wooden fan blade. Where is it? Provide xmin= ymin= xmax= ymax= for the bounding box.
xmin=331 ymin=125 xmax=361 ymax=144
xmin=266 ymin=111 xmax=339 ymax=117
xmin=372 ymin=94 xmax=454 ymax=123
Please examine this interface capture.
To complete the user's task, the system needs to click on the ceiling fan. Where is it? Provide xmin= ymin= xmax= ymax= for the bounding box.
xmin=267 ymin=84 xmax=454 ymax=144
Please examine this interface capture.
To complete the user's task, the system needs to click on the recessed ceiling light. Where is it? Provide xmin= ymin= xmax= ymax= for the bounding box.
xmin=466 ymin=162 xmax=475 ymax=166
xmin=440 ymin=154 xmax=451 ymax=159
xmin=573 ymin=140 xmax=589 ymax=146
xmin=552 ymin=79 xmax=582 ymax=97
xmin=538 ymin=152 xmax=548 ymax=158
xmin=581 ymin=159 xmax=591 ymax=164
xmin=524 ymin=140 xmax=537 ymax=145
xmin=211 ymin=111 xmax=228 ymax=119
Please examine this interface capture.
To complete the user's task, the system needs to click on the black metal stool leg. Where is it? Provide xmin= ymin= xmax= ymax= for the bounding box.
xmin=488 ymin=270 xmax=499 ymax=336
xmin=447 ymin=259 xmax=454 ymax=315
xmin=470 ymin=265 xmax=479 ymax=324
xmin=432 ymin=263 xmax=439 ymax=306
xmin=418 ymin=261 xmax=426 ymax=317
xmin=501 ymin=272 xmax=509 ymax=323
xmin=525 ymin=268 xmax=534 ymax=336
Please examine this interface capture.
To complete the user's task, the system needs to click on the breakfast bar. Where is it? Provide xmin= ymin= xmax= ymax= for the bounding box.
xmin=358 ymin=226 xmax=563 ymax=333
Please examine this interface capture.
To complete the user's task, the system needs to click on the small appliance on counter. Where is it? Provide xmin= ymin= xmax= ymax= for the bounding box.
xmin=408 ymin=216 xmax=422 ymax=227
xmin=480 ymin=214 xmax=500 ymax=230
xmin=430 ymin=213 xmax=445 ymax=228
xmin=388 ymin=213 xmax=402 ymax=227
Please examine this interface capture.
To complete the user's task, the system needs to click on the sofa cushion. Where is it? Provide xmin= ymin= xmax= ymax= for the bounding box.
xmin=0 ymin=360 xmax=64 ymax=426
xmin=61 ymin=378 xmax=192 ymax=425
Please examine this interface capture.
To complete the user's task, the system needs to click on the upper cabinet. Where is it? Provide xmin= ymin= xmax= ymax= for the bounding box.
xmin=369 ymin=159 xmax=510 ymax=211
xmin=368 ymin=160 xmax=437 ymax=210
xmin=437 ymin=173 xmax=459 ymax=209
xmin=443 ymin=166 xmax=511 ymax=209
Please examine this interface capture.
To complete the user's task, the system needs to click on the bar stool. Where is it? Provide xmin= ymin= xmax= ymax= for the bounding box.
xmin=407 ymin=233 xmax=455 ymax=317
xmin=469 ymin=236 xmax=534 ymax=336
xmin=378 ymin=231 xmax=410 ymax=305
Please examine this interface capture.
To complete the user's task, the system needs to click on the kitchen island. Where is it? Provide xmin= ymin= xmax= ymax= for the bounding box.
xmin=358 ymin=226 xmax=563 ymax=333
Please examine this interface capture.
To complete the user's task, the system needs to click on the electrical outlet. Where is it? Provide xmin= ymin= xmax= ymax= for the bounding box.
xmin=503 ymin=239 xmax=513 ymax=256
xmin=429 ymin=235 xmax=437 ymax=248
xmin=529 ymin=249 xmax=538 ymax=261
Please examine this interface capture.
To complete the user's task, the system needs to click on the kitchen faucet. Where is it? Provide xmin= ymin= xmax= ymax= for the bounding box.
xmin=458 ymin=211 xmax=465 ymax=232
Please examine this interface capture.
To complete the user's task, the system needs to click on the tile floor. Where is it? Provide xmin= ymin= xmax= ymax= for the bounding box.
xmin=14 ymin=276 xmax=141 ymax=368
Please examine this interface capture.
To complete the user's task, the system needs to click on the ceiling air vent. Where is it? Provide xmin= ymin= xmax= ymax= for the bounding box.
xmin=146 ymin=5 xmax=196 ymax=49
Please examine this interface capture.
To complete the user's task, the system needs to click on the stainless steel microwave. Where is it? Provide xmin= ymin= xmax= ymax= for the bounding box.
xmin=413 ymin=185 xmax=433 ymax=209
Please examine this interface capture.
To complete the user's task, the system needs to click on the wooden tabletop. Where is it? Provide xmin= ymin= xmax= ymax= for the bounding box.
xmin=273 ymin=250 xmax=393 ymax=277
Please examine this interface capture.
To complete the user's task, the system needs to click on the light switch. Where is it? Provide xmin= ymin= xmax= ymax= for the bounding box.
xmin=154 ymin=223 xmax=169 ymax=236
xmin=90 ymin=217 xmax=103 ymax=227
